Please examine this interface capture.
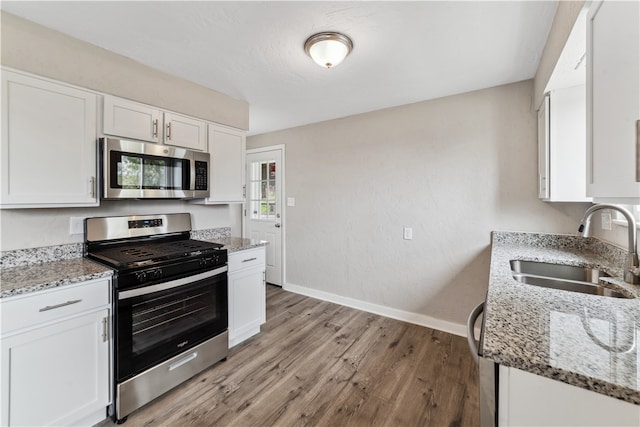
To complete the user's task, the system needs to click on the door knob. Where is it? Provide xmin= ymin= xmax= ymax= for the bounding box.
xmin=275 ymin=223 xmax=281 ymax=228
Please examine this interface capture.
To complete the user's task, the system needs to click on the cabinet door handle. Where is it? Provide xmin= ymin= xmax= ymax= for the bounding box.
xmin=166 ymin=122 xmax=172 ymax=140
xmin=39 ymin=299 xmax=82 ymax=312
xmin=153 ymin=119 xmax=159 ymax=138
xmin=242 ymin=257 xmax=257 ymax=263
xmin=636 ymin=120 xmax=640 ymax=182
xmin=89 ymin=176 xmax=96 ymax=198
xmin=102 ymin=316 xmax=109 ymax=342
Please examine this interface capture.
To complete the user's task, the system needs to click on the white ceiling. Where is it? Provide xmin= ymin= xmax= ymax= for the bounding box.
xmin=1 ymin=1 xmax=558 ymax=135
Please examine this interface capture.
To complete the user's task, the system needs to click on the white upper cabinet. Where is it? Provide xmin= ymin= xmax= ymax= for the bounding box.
xmin=1 ymin=69 xmax=98 ymax=208
xmin=164 ymin=112 xmax=207 ymax=151
xmin=103 ymin=95 xmax=162 ymax=143
xmin=538 ymin=8 xmax=590 ymax=203
xmin=198 ymin=123 xmax=246 ymax=204
xmin=103 ymin=95 xmax=206 ymax=151
xmin=587 ymin=0 xmax=640 ymax=202
xmin=539 ymin=87 xmax=591 ymax=202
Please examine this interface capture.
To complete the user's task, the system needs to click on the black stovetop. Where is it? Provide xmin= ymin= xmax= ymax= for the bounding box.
xmin=88 ymin=239 xmax=224 ymax=270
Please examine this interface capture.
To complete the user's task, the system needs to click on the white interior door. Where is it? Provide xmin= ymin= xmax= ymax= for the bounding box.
xmin=245 ymin=147 xmax=283 ymax=286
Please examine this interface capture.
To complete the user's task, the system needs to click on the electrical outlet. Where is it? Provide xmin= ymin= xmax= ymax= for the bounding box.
xmin=403 ymin=226 xmax=413 ymax=240
xmin=69 ymin=217 xmax=84 ymax=235
xmin=601 ymin=211 xmax=612 ymax=231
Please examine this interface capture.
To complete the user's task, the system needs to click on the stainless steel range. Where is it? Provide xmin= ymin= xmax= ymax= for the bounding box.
xmin=84 ymin=213 xmax=228 ymax=423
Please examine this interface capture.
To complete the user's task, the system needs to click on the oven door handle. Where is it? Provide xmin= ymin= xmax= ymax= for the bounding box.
xmin=118 ymin=266 xmax=228 ymax=300
xmin=467 ymin=301 xmax=484 ymax=365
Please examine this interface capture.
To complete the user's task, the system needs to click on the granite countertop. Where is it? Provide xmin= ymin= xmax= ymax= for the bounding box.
xmin=202 ymin=236 xmax=268 ymax=253
xmin=484 ymin=231 xmax=640 ymax=405
xmin=0 ymin=258 xmax=113 ymax=299
xmin=0 ymin=229 xmax=260 ymax=299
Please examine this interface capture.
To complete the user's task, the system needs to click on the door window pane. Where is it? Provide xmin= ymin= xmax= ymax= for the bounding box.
xmin=249 ymin=160 xmax=277 ymax=221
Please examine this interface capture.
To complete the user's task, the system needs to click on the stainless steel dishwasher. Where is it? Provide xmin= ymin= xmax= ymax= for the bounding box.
xmin=467 ymin=301 xmax=497 ymax=427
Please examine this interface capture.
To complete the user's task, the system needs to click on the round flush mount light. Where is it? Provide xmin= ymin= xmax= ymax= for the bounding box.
xmin=304 ymin=32 xmax=353 ymax=68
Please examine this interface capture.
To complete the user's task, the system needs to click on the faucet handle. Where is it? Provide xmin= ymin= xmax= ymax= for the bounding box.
xmin=627 ymin=266 xmax=640 ymax=285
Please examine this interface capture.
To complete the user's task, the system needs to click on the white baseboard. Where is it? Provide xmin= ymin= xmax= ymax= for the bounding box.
xmin=283 ymin=282 xmax=467 ymax=337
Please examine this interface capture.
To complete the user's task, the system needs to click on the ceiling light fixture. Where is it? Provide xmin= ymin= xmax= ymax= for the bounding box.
xmin=304 ymin=32 xmax=353 ymax=69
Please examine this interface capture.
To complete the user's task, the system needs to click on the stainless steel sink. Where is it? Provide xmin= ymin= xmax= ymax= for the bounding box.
xmin=510 ymin=260 xmax=610 ymax=283
xmin=509 ymin=260 xmax=631 ymax=299
xmin=511 ymin=274 xmax=629 ymax=298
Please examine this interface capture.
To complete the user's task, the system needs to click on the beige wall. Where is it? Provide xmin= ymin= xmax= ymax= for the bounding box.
xmin=248 ymin=80 xmax=591 ymax=329
xmin=1 ymin=12 xmax=249 ymax=130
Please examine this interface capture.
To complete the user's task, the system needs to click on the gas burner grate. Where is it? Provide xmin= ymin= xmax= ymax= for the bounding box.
xmin=121 ymin=248 xmax=155 ymax=259
xmin=90 ymin=239 xmax=223 ymax=268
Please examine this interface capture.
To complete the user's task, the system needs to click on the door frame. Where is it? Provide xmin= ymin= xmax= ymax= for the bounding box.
xmin=243 ymin=144 xmax=286 ymax=286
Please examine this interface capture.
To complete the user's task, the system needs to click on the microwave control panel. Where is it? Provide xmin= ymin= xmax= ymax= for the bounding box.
xmin=195 ymin=161 xmax=208 ymax=191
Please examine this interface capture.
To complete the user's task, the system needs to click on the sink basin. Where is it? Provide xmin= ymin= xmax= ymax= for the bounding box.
xmin=509 ymin=260 xmax=630 ymax=299
xmin=511 ymin=274 xmax=629 ymax=299
xmin=509 ymin=260 xmax=610 ymax=283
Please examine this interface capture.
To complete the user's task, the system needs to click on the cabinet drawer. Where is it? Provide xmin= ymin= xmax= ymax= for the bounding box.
xmin=228 ymin=248 xmax=266 ymax=273
xmin=1 ymin=279 xmax=110 ymax=334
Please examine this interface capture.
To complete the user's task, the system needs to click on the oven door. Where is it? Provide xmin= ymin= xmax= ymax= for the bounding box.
xmin=116 ymin=266 xmax=227 ymax=382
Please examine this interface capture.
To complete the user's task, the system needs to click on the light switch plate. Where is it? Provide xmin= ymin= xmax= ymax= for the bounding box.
xmin=403 ymin=227 xmax=413 ymax=240
xmin=287 ymin=197 xmax=296 ymax=207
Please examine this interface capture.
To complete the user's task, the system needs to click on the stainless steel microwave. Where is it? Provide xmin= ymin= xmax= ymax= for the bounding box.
xmin=101 ymin=137 xmax=210 ymax=200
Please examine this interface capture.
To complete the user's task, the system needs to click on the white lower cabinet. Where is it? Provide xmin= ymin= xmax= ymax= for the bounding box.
xmin=228 ymin=247 xmax=266 ymax=347
xmin=0 ymin=279 xmax=111 ymax=427
xmin=498 ymin=365 xmax=640 ymax=426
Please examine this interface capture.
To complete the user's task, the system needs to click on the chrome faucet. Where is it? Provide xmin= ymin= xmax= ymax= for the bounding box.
xmin=578 ymin=204 xmax=639 ymax=285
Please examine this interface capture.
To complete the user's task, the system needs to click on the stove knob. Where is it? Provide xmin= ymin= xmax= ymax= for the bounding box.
xmin=135 ymin=271 xmax=147 ymax=282
xmin=153 ymin=269 xmax=163 ymax=279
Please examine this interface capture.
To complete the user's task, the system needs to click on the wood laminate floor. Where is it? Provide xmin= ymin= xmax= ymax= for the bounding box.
xmin=101 ymin=285 xmax=479 ymax=427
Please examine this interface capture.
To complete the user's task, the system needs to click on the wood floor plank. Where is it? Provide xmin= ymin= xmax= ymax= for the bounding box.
xmin=98 ymin=285 xmax=479 ymax=427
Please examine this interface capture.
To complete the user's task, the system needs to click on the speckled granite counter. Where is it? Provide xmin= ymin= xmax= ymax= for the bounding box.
xmin=200 ymin=236 xmax=268 ymax=253
xmin=484 ymin=231 xmax=640 ymax=405
xmin=0 ymin=227 xmax=233 ymax=299
xmin=0 ymin=258 xmax=113 ymax=299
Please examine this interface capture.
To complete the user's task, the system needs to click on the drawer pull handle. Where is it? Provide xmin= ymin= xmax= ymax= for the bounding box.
xmin=169 ymin=352 xmax=198 ymax=371
xmin=39 ymin=299 xmax=82 ymax=312
xmin=242 ymin=257 xmax=257 ymax=263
